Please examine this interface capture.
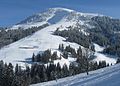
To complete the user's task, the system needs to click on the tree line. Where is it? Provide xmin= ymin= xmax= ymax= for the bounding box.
xmin=0 ymin=24 xmax=48 ymax=48
xmin=0 ymin=59 xmax=110 ymax=86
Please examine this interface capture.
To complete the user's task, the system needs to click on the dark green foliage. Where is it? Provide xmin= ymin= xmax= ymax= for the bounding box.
xmin=1 ymin=63 xmax=14 ymax=86
xmin=33 ymin=49 xmax=59 ymax=63
xmin=0 ymin=61 xmax=30 ymax=86
xmin=42 ymin=49 xmax=51 ymax=63
xmin=32 ymin=53 xmax=35 ymax=62
xmin=54 ymin=29 xmax=91 ymax=48
xmin=90 ymin=16 xmax=120 ymax=56
xmin=61 ymin=64 xmax=69 ymax=77
xmin=69 ymin=62 xmax=79 ymax=75
xmin=116 ymin=58 xmax=120 ymax=64
xmin=51 ymin=52 xmax=58 ymax=60
xmin=98 ymin=61 xmax=107 ymax=69
xmin=15 ymin=64 xmax=19 ymax=75
xmin=63 ymin=51 xmax=68 ymax=59
xmin=90 ymin=44 xmax=95 ymax=52
xmin=59 ymin=44 xmax=64 ymax=52
xmin=77 ymin=46 xmax=82 ymax=58
xmin=36 ymin=54 xmax=41 ymax=62
xmin=65 ymin=45 xmax=77 ymax=58
xmin=89 ymin=62 xmax=98 ymax=71
xmin=103 ymin=44 xmax=120 ymax=57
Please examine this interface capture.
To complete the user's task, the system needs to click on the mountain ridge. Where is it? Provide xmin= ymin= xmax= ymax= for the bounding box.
xmin=17 ymin=7 xmax=102 ymax=25
xmin=9 ymin=7 xmax=104 ymax=30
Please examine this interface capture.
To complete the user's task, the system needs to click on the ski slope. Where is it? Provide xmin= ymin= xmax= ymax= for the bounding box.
xmin=31 ymin=63 xmax=120 ymax=86
xmin=0 ymin=21 xmax=79 ymax=68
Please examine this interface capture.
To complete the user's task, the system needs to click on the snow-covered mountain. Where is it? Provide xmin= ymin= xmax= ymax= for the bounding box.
xmin=18 ymin=7 xmax=100 ymax=24
xmin=0 ymin=7 xmax=119 ymax=86
xmin=0 ymin=7 xmax=116 ymax=69
xmin=10 ymin=7 xmax=101 ymax=30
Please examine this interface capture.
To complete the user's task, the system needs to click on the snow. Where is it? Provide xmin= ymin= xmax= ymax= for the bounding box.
xmin=94 ymin=43 xmax=104 ymax=52
xmin=94 ymin=53 xmax=116 ymax=65
xmin=31 ymin=63 xmax=120 ymax=86
xmin=0 ymin=21 xmax=80 ymax=68
xmin=10 ymin=22 xmax=47 ymax=30
xmin=49 ymin=7 xmax=74 ymax=12
xmin=68 ymin=57 xmax=77 ymax=62
xmin=93 ymin=44 xmax=116 ymax=65
xmin=54 ymin=57 xmax=70 ymax=68
xmin=9 ymin=7 xmax=102 ymax=30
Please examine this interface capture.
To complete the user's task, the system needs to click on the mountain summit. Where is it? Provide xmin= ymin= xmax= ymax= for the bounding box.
xmin=11 ymin=7 xmax=101 ymax=30
xmin=18 ymin=7 xmax=101 ymax=24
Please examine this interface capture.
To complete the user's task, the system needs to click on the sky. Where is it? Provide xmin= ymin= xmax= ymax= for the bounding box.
xmin=0 ymin=0 xmax=120 ymax=27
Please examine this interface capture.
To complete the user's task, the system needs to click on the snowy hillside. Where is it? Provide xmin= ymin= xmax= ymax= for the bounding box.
xmin=0 ymin=7 xmax=116 ymax=68
xmin=0 ymin=21 xmax=79 ymax=68
xmin=31 ymin=63 xmax=120 ymax=86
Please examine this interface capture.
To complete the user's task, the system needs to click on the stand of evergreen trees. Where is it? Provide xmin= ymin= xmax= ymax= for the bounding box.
xmin=90 ymin=16 xmax=120 ymax=57
xmin=32 ymin=49 xmax=58 ymax=63
xmin=28 ymin=44 xmax=109 ymax=85
xmin=54 ymin=28 xmax=91 ymax=48
xmin=0 ymin=59 xmax=109 ymax=86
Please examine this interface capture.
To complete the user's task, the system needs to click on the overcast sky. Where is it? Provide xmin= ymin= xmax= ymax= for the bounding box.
xmin=0 ymin=0 xmax=120 ymax=27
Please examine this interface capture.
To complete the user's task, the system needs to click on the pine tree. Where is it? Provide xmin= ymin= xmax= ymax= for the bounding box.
xmin=59 ymin=44 xmax=64 ymax=52
xmin=63 ymin=51 xmax=68 ymax=59
xmin=77 ymin=46 xmax=82 ymax=58
xmin=42 ymin=49 xmax=51 ymax=63
xmin=15 ymin=64 xmax=19 ymax=75
xmin=62 ymin=64 xmax=69 ymax=77
xmin=56 ymin=63 xmax=61 ymax=78
xmin=0 ymin=60 xmax=4 ymax=86
xmin=32 ymin=53 xmax=35 ymax=62
xmin=116 ymin=58 xmax=120 ymax=64
xmin=61 ymin=44 xmax=64 ymax=52
xmin=36 ymin=54 xmax=41 ymax=62
xmin=51 ymin=52 xmax=58 ymax=61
